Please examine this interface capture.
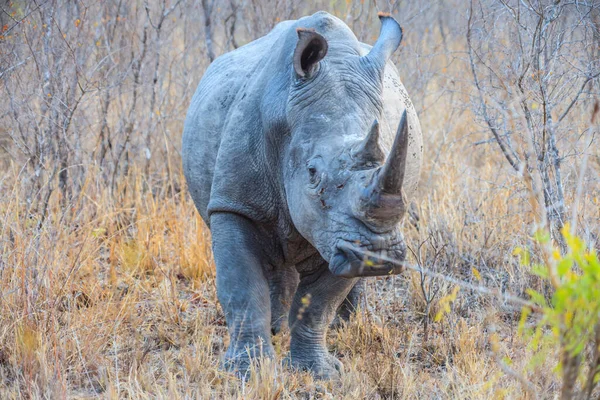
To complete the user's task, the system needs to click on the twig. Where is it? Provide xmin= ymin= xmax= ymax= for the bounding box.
xmin=493 ymin=350 xmax=539 ymax=398
xmin=570 ymin=103 xmax=597 ymax=232
xmin=338 ymin=243 xmax=542 ymax=313
xmin=0 ymin=57 xmax=32 ymax=80
xmin=558 ymin=71 xmax=600 ymax=124
xmin=1 ymin=0 xmax=50 ymax=35
xmin=467 ymin=0 xmax=522 ymax=173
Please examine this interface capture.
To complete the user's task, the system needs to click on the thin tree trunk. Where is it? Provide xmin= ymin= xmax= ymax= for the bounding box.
xmin=202 ymin=0 xmax=216 ymax=62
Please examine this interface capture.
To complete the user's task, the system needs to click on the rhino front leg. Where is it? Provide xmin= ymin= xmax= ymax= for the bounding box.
xmin=210 ymin=212 xmax=273 ymax=375
xmin=289 ymin=263 xmax=357 ymax=379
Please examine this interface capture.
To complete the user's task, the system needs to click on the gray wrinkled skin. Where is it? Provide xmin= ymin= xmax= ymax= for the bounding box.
xmin=182 ymin=11 xmax=423 ymax=379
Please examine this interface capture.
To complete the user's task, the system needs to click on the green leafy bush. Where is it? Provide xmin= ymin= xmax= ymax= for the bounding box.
xmin=517 ymin=225 xmax=600 ymax=399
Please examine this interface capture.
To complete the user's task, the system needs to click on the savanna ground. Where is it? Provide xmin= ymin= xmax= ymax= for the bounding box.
xmin=1 ymin=0 xmax=599 ymax=398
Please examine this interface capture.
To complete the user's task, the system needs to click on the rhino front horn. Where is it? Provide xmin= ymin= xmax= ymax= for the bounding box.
xmin=379 ymin=110 xmax=409 ymax=196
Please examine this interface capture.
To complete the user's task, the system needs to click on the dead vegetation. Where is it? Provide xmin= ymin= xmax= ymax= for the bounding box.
xmin=0 ymin=0 xmax=599 ymax=398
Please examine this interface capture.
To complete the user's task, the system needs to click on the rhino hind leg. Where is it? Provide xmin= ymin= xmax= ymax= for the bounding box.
xmin=332 ymin=278 xmax=366 ymax=328
xmin=269 ymin=267 xmax=299 ymax=335
xmin=210 ymin=213 xmax=274 ymax=376
xmin=288 ymin=263 xmax=357 ymax=379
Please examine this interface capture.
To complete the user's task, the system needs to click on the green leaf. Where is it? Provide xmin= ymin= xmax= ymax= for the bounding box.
xmin=526 ymin=289 xmax=547 ymax=307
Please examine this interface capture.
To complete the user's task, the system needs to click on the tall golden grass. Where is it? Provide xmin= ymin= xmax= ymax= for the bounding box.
xmin=2 ymin=96 xmax=597 ymax=399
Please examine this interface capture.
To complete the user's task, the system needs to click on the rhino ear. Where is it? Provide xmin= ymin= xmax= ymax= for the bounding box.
xmin=293 ymin=28 xmax=328 ymax=78
xmin=362 ymin=13 xmax=403 ymax=73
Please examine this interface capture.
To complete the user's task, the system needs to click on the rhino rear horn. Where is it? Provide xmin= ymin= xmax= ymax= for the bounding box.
xmin=294 ymin=28 xmax=328 ymax=78
xmin=362 ymin=13 xmax=403 ymax=74
xmin=352 ymin=120 xmax=385 ymax=164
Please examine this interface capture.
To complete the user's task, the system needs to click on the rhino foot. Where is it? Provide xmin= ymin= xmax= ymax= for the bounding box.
xmin=288 ymin=352 xmax=344 ymax=380
xmin=223 ymin=340 xmax=275 ymax=378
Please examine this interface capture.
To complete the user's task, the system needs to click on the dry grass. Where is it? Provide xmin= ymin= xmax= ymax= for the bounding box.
xmin=1 ymin=105 xmax=596 ymax=399
xmin=1 ymin=0 xmax=599 ymax=398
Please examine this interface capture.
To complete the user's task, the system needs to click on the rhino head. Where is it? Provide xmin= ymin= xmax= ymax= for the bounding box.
xmin=283 ymin=14 xmax=411 ymax=278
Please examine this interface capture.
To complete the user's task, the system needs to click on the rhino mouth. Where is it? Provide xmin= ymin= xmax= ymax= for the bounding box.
xmin=328 ymin=239 xmax=405 ymax=278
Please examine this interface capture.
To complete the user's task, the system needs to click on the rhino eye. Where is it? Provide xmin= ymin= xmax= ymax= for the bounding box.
xmin=307 ymin=165 xmax=321 ymax=187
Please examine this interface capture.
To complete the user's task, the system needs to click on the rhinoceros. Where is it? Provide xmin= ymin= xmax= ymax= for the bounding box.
xmin=182 ymin=11 xmax=422 ymax=379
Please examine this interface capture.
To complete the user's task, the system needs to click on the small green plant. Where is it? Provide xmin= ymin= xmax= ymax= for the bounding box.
xmin=517 ymin=225 xmax=600 ymax=400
